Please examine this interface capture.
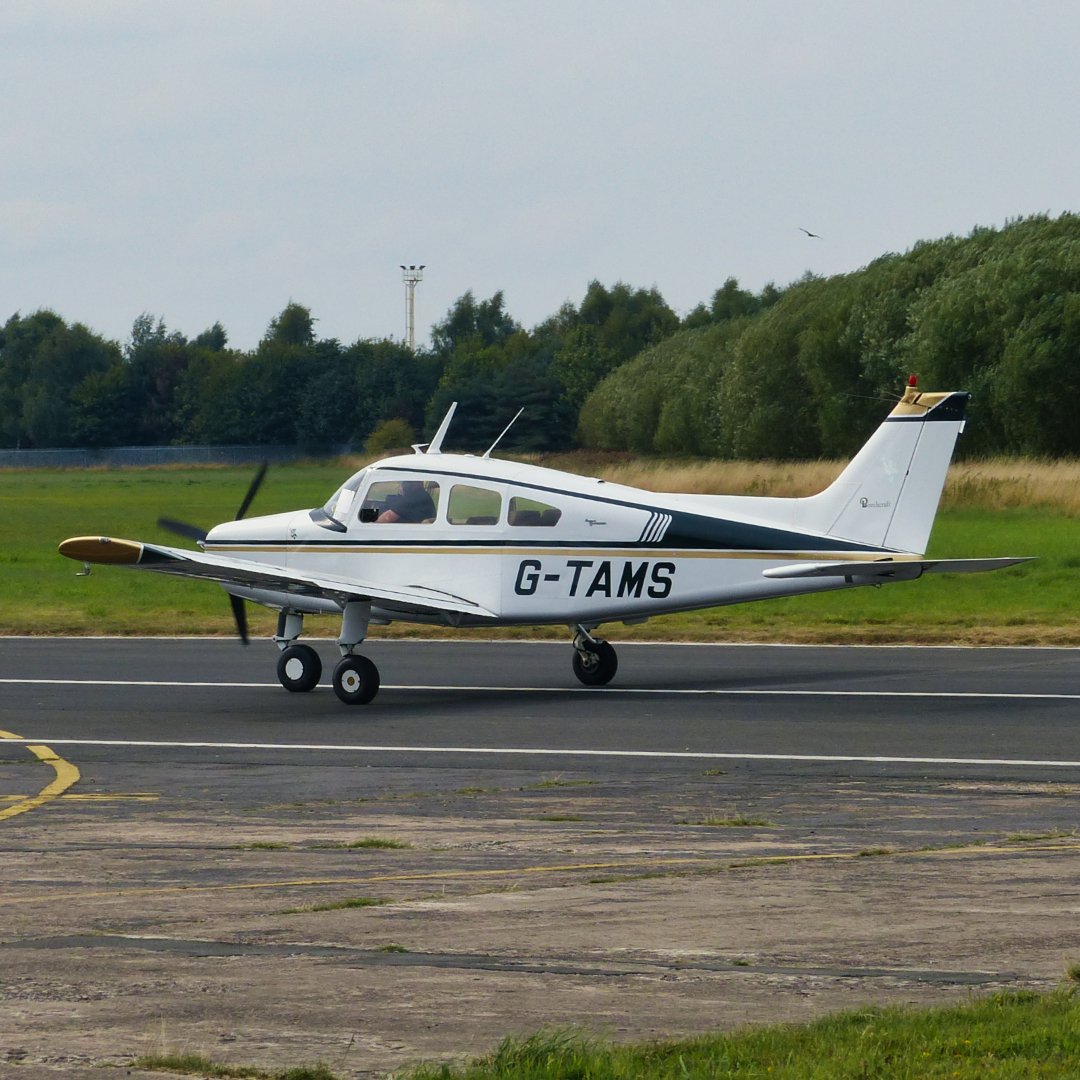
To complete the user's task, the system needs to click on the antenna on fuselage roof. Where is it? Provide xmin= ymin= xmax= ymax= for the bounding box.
xmin=415 ymin=401 xmax=458 ymax=455
xmin=483 ymin=407 xmax=524 ymax=459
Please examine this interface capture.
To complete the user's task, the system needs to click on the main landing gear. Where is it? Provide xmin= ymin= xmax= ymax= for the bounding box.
xmin=571 ymin=625 xmax=618 ymax=687
xmin=274 ymin=604 xmax=381 ymax=705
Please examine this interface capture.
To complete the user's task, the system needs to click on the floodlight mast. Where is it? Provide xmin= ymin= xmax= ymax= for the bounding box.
xmin=400 ymin=264 xmax=425 ymax=351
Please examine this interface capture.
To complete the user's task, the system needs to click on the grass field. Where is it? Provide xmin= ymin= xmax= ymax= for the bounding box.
xmin=403 ymin=990 xmax=1080 ymax=1079
xmin=3 ymin=457 xmax=1077 ymax=643
xmin=132 ymin=989 xmax=1080 ymax=1079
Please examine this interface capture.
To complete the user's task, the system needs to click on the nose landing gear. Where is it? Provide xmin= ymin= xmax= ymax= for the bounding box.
xmin=273 ymin=603 xmax=382 ymax=705
xmin=332 ymin=654 xmax=380 ymax=704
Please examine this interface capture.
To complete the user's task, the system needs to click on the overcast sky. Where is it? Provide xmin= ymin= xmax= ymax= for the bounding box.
xmin=3 ymin=1 xmax=1078 ymax=352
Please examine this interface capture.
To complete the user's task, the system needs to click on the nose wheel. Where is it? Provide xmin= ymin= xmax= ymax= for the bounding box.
xmin=332 ymin=654 xmax=381 ymax=704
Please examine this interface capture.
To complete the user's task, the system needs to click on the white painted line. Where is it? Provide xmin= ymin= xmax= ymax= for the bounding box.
xmin=3 ymin=636 xmax=1078 ymax=651
xmin=5 ymin=737 xmax=1080 ymax=769
xmin=1 ymin=678 xmax=1078 ymax=700
xmin=0 ymin=679 xmax=275 ymax=688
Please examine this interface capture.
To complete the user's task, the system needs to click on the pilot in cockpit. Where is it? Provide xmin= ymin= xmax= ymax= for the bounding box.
xmin=376 ymin=480 xmax=436 ymax=524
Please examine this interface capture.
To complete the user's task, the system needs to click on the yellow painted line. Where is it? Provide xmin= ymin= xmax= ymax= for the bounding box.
xmin=1 ymin=841 xmax=1077 ymax=907
xmin=57 ymin=793 xmax=158 ymax=802
xmin=0 ymin=729 xmax=80 ymax=822
xmin=0 ymin=793 xmax=158 ymax=803
xmin=0 ymin=858 xmax=705 ymax=905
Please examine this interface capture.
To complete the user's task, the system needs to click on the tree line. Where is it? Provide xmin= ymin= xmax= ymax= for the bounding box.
xmin=0 ymin=281 xmax=699 ymax=454
xmin=3 ymin=213 xmax=1078 ymax=458
xmin=579 ymin=213 xmax=1080 ymax=459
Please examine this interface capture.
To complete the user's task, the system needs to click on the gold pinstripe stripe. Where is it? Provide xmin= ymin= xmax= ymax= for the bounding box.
xmin=208 ymin=546 xmax=913 ymax=561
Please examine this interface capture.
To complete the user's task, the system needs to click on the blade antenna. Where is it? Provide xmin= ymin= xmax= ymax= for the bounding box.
xmin=483 ymin=407 xmax=524 ymax=459
xmin=425 ymin=402 xmax=458 ymax=455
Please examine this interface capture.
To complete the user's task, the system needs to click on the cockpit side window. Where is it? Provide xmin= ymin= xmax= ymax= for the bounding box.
xmin=360 ymin=479 xmax=440 ymax=524
xmin=508 ymin=495 xmax=562 ymax=527
xmin=447 ymin=484 xmax=502 ymax=525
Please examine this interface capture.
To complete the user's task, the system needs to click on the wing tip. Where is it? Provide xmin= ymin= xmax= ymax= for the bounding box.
xmin=59 ymin=536 xmax=144 ymax=565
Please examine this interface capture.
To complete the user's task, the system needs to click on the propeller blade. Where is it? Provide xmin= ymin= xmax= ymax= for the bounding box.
xmin=235 ymin=462 xmax=268 ymax=521
xmin=229 ymin=593 xmax=249 ymax=646
xmin=157 ymin=517 xmax=209 ymax=543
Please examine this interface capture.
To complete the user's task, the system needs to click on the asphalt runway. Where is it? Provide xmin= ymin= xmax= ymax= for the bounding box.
xmin=2 ymin=637 xmax=1080 ymax=786
xmin=4 ymin=638 xmax=1080 ymax=1077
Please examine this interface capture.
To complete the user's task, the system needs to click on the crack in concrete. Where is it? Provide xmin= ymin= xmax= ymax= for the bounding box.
xmin=1 ymin=933 xmax=1017 ymax=985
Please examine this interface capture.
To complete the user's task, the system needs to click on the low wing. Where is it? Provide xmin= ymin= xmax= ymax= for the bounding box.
xmin=763 ymin=556 xmax=1033 ymax=582
xmin=58 ymin=536 xmax=497 ymax=621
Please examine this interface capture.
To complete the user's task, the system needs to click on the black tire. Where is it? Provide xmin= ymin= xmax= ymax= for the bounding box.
xmin=332 ymin=654 xmax=380 ymax=705
xmin=276 ymin=644 xmax=322 ymax=693
xmin=572 ymin=640 xmax=618 ymax=686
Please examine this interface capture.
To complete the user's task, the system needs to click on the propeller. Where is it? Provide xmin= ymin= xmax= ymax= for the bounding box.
xmin=156 ymin=518 xmax=208 ymax=543
xmin=229 ymin=594 xmax=249 ymax=647
xmin=235 ymin=461 xmax=268 ymax=520
xmin=157 ymin=462 xmax=268 ymax=646
xmin=157 ymin=462 xmax=267 ymax=544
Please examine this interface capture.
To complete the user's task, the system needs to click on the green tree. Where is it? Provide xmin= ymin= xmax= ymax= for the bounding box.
xmin=125 ymin=314 xmax=194 ymax=444
xmin=69 ymin=364 xmax=137 ymax=447
xmin=294 ymin=364 xmax=355 ymax=451
xmin=0 ymin=312 xmax=122 ymax=447
xmin=431 ymin=291 xmax=520 ymax=357
xmin=364 ymin=417 xmax=416 ymax=457
xmin=552 ymin=325 xmax=621 ymax=411
xmin=263 ymin=302 xmax=316 ymax=347
xmin=193 ymin=322 xmax=228 ymax=351
xmin=580 ymin=214 xmax=1080 ymax=459
xmin=577 ymin=280 xmax=679 ymax=362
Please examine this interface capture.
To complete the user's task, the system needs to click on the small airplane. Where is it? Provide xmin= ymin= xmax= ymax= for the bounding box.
xmin=60 ymin=377 xmax=1030 ymax=705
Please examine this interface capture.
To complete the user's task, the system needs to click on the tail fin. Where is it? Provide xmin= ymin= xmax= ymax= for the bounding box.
xmin=799 ymin=385 xmax=969 ymax=554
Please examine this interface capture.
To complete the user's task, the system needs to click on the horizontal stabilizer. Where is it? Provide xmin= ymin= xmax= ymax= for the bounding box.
xmin=763 ymin=557 xmax=1033 ymax=582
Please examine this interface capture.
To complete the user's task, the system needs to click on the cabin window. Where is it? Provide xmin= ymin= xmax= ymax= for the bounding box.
xmin=507 ymin=496 xmax=562 ymax=527
xmin=360 ymin=479 xmax=440 ymax=524
xmin=447 ymin=484 xmax=502 ymax=525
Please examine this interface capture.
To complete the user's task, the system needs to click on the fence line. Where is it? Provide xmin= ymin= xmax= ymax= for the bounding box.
xmin=0 ymin=445 xmax=350 ymax=469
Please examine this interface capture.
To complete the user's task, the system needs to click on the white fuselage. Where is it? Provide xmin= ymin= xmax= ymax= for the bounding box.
xmin=204 ymin=453 xmax=893 ymax=628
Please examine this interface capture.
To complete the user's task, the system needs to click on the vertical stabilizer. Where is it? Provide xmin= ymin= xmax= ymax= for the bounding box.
xmin=799 ymin=386 xmax=969 ymax=554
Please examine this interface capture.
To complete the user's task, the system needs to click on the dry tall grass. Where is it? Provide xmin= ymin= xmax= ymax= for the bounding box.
xmin=348 ymin=449 xmax=1080 ymax=513
xmin=531 ymin=454 xmax=1080 ymax=515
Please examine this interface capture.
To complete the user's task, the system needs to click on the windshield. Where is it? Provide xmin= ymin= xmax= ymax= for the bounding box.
xmin=320 ymin=469 xmax=368 ymax=518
